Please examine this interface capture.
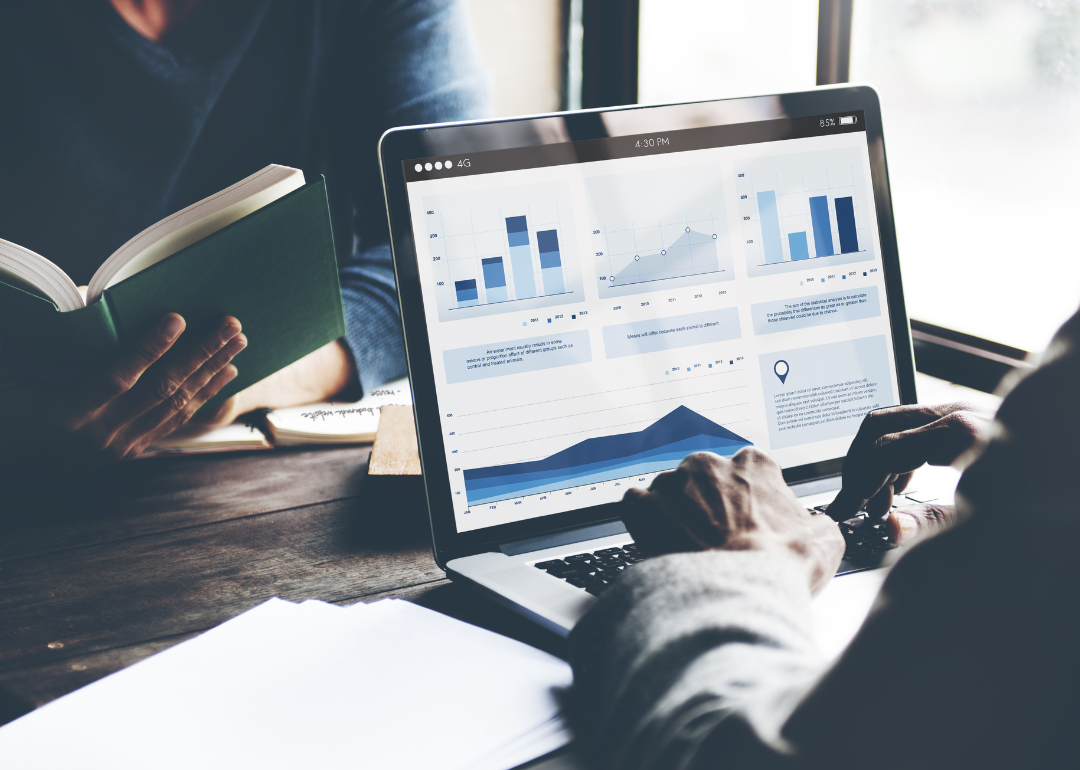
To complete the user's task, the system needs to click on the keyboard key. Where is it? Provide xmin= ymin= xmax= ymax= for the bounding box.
xmin=585 ymin=584 xmax=608 ymax=596
xmin=534 ymin=559 xmax=566 ymax=570
xmin=533 ymin=543 xmax=642 ymax=587
xmin=559 ymin=565 xmax=597 ymax=577
xmin=566 ymin=575 xmax=603 ymax=588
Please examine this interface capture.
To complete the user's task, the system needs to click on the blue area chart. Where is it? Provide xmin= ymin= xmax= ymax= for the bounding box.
xmin=463 ymin=406 xmax=752 ymax=505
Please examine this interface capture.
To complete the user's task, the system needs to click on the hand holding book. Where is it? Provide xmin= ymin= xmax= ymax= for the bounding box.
xmin=0 ymin=313 xmax=246 ymax=470
xmin=0 ymin=164 xmax=348 ymax=466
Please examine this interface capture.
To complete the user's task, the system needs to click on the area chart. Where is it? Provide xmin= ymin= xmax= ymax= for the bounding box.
xmin=463 ymin=406 xmax=752 ymax=505
xmin=586 ymin=164 xmax=735 ymax=298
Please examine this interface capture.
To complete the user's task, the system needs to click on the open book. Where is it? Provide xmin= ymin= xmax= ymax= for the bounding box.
xmin=141 ymin=378 xmax=413 ymax=456
xmin=264 ymin=378 xmax=412 ymax=446
xmin=0 ymin=165 xmax=346 ymax=404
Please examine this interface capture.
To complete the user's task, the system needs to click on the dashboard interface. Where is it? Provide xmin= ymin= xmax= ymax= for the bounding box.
xmin=402 ymin=111 xmax=900 ymax=534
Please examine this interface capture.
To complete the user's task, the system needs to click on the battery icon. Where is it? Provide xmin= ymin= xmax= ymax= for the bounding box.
xmin=839 ymin=115 xmax=857 ymax=125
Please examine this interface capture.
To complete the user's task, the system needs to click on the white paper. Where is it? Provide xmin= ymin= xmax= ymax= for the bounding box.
xmin=0 ymin=598 xmax=571 ymax=770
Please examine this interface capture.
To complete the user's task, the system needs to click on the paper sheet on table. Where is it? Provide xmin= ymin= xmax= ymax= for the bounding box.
xmin=0 ymin=598 xmax=572 ymax=770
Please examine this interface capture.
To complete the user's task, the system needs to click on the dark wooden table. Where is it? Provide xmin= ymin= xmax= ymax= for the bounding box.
xmin=0 ymin=447 xmax=586 ymax=769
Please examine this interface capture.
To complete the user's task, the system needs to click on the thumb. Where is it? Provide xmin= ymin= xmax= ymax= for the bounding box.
xmin=887 ymin=504 xmax=957 ymax=545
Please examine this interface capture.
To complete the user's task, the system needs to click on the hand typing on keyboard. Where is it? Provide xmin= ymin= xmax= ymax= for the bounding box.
xmin=539 ymin=404 xmax=992 ymax=597
xmin=825 ymin=402 xmax=990 ymax=546
xmin=619 ymin=448 xmax=844 ymax=595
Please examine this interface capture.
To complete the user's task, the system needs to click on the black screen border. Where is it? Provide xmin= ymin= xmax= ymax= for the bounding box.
xmin=378 ymin=85 xmax=916 ymax=568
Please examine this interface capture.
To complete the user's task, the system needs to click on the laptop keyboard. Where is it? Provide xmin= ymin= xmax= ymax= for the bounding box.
xmin=533 ymin=545 xmax=644 ymax=596
xmin=532 ymin=506 xmax=899 ymax=596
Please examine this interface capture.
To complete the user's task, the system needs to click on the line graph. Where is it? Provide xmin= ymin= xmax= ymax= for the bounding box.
xmin=586 ymin=164 xmax=735 ymax=298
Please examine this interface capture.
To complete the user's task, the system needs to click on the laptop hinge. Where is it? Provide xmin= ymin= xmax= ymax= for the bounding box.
xmin=500 ymin=520 xmax=628 ymax=557
xmin=787 ymin=475 xmax=843 ymax=498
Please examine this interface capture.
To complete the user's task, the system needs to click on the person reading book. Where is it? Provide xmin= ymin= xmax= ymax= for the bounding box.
xmin=0 ymin=0 xmax=490 ymax=469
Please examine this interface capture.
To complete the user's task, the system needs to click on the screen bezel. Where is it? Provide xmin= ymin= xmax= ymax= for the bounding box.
xmin=378 ymin=85 xmax=917 ymax=568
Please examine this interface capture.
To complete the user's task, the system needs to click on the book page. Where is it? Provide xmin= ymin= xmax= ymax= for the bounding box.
xmin=266 ymin=377 xmax=412 ymax=445
xmin=141 ymin=423 xmax=272 ymax=457
xmin=0 ymin=238 xmax=83 ymax=311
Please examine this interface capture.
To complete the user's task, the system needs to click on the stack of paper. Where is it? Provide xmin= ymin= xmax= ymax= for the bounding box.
xmin=0 ymin=599 xmax=572 ymax=770
xmin=265 ymin=377 xmax=412 ymax=446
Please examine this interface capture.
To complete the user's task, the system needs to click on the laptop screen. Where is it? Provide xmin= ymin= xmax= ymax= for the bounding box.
xmin=400 ymin=109 xmax=901 ymax=535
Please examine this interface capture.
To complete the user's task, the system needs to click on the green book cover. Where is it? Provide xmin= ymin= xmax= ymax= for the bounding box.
xmin=0 ymin=178 xmax=346 ymax=406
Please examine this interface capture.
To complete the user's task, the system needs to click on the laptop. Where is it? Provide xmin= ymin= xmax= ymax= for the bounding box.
xmin=379 ymin=85 xmax=923 ymax=637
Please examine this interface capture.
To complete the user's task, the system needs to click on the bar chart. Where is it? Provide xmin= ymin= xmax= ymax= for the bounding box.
xmin=423 ymin=180 xmax=583 ymax=322
xmin=735 ymin=146 xmax=875 ymax=278
xmin=586 ymin=164 xmax=735 ymax=298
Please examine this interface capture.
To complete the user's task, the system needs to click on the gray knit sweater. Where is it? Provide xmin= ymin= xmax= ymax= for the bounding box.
xmin=568 ymin=309 xmax=1080 ymax=769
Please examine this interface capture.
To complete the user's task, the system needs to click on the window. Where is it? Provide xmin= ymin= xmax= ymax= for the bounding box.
xmin=850 ymin=0 xmax=1080 ymax=353
xmin=468 ymin=0 xmax=564 ymax=117
xmin=638 ymin=1 xmax=818 ymax=104
xmin=631 ymin=0 xmax=1080 ymax=354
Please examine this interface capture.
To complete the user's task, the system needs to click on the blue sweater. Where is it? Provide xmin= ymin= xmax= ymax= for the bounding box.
xmin=0 ymin=0 xmax=491 ymax=394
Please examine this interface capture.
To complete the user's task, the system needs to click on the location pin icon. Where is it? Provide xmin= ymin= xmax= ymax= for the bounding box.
xmin=774 ymin=359 xmax=789 ymax=384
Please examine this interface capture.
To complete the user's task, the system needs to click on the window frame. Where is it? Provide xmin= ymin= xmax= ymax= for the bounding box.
xmin=563 ymin=0 xmax=1022 ymax=392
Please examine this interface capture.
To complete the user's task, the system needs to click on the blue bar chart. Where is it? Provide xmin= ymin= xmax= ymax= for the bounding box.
xmin=455 ymin=279 xmax=479 ymax=307
xmin=505 ymin=216 xmax=537 ymax=300
xmin=423 ymin=180 xmax=582 ymax=321
xmin=481 ymin=257 xmax=508 ymax=303
xmin=788 ymin=231 xmax=810 ymax=261
xmin=537 ymin=229 xmax=565 ymax=295
xmin=734 ymin=146 xmax=875 ymax=278
xmin=757 ymin=191 xmax=784 ymax=265
xmin=809 ymin=196 xmax=834 ymax=256
xmin=835 ymin=197 xmax=859 ymax=253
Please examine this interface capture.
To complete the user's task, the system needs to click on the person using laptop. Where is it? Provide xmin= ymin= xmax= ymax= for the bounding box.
xmin=566 ymin=313 xmax=1077 ymax=768
xmin=0 ymin=0 xmax=490 ymax=469
xmin=379 ymin=86 xmax=956 ymax=638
